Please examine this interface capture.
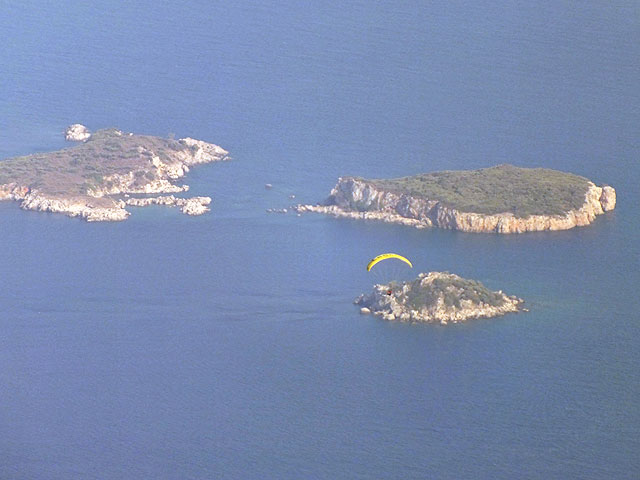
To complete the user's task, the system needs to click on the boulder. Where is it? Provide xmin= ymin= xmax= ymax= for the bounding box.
xmin=65 ymin=124 xmax=91 ymax=142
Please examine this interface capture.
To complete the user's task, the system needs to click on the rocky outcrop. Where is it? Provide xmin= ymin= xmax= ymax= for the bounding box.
xmin=84 ymin=138 xmax=229 ymax=199
xmin=86 ymin=173 xmax=188 ymax=197
xmin=65 ymin=124 xmax=91 ymax=142
xmin=0 ymin=183 xmax=30 ymax=201
xmin=180 ymin=197 xmax=211 ymax=215
xmin=125 ymin=195 xmax=212 ymax=216
xmin=177 ymin=137 xmax=229 ymax=166
xmin=19 ymin=191 xmax=129 ymax=222
xmin=355 ymin=272 xmax=524 ymax=324
xmin=296 ymin=204 xmax=432 ymax=228
xmin=296 ymin=176 xmax=616 ymax=233
xmin=9 ymin=190 xmax=212 ymax=222
xmin=600 ymin=185 xmax=616 ymax=212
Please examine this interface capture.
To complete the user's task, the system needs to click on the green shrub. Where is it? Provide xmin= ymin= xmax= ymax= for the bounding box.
xmin=404 ymin=274 xmax=505 ymax=310
xmin=365 ymin=164 xmax=591 ymax=217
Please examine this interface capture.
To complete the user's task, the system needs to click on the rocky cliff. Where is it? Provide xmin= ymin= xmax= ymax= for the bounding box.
xmin=297 ymin=173 xmax=616 ymax=233
xmin=355 ymin=272 xmax=524 ymax=324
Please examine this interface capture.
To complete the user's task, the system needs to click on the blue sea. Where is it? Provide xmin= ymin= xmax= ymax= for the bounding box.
xmin=1 ymin=1 xmax=638 ymax=478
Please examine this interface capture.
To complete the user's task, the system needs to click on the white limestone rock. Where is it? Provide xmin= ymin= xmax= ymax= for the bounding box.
xmin=125 ymin=195 xmax=211 ymax=216
xmin=600 ymin=185 xmax=616 ymax=211
xmin=65 ymin=124 xmax=91 ymax=142
xmin=19 ymin=191 xmax=129 ymax=221
xmin=181 ymin=197 xmax=211 ymax=215
xmin=178 ymin=137 xmax=229 ymax=165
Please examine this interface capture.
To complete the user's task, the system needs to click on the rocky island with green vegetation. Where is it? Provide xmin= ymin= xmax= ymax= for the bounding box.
xmin=296 ymin=165 xmax=616 ymax=233
xmin=0 ymin=124 xmax=229 ymax=221
xmin=356 ymin=272 xmax=524 ymax=324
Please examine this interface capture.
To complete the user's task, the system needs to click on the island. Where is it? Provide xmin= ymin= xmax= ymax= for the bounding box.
xmin=355 ymin=272 xmax=524 ymax=324
xmin=0 ymin=125 xmax=229 ymax=221
xmin=295 ymin=165 xmax=616 ymax=233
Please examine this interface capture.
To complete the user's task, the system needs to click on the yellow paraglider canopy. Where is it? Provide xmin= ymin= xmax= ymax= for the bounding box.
xmin=366 ymin=253 xmax=413 ymax=272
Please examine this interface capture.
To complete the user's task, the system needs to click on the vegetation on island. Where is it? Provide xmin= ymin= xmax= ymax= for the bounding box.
xmin=361 ymin=164 xmax=591 ymax=217
xmin=356 ymin=271 xmax=524 ymax=323
xmin=400 ymin=274 xmax=506 ymax=310
xmin=0 ymin=128 xmax=196 ymax=195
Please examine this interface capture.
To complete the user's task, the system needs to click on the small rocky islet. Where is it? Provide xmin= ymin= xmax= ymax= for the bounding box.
xmin=0 ymin=124 xmax=229 ymax=221
xmin=356 ymin=271 xmax=525 ymax=324
xmin=296 ymin=164 xmax=616 ymax=233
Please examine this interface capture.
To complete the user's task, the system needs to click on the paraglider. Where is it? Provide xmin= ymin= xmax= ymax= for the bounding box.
xmin=366 ymin=253 xmax=413 ymax=296
xmin=366 ymin=253 xmax=413 ymax=272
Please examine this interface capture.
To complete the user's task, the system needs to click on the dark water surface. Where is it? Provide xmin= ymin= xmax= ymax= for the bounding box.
xmin=1 ymin=1 xmax=638 ymax=478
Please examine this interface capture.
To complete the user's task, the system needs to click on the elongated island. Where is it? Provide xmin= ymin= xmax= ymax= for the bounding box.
xmin=296 ymin=165 xmax=616 ymax=233
xmin=356 ymin=272 xmax=524 ymax=324
xmin=0 ymin=125 xmax=229 ymax=221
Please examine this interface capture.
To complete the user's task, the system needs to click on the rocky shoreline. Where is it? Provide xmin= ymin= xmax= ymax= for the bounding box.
xmin=0 ymin=125 xmax=229 ymax=221
xmin=296 ymin=174 xmax=616 ymax=233
xmin=355 ymin=272 xmax=524 ymax=324
xmin=125 ymin=195 xmax=212 ymax=216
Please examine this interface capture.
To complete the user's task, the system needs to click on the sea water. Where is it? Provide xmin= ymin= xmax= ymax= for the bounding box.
xmin=0 ymin=1 xmax=638 ymax=478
